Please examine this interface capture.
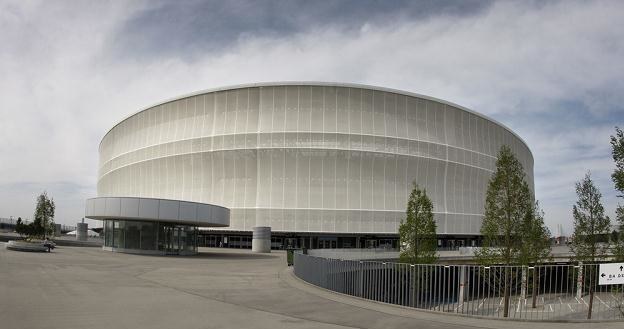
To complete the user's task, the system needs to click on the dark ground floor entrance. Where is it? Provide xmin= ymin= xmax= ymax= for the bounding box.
xmin=197 ymin=231 xmax=481 ymax=250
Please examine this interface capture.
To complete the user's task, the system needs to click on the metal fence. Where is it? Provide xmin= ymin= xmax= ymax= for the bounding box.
xmin=294 ymin=253 xmax=624 ymax=321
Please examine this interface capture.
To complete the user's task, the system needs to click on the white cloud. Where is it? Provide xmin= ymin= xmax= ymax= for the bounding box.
xmin=0 ymin=0 xmax=622 ymax=229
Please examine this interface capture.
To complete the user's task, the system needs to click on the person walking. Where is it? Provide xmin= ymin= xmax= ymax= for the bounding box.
xmin=43 ymin=238 xmax=52 ymax=252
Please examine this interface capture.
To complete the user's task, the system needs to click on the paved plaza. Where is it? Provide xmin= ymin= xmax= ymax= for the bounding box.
xmin=0 ymin=243 xmax=619 ymax=329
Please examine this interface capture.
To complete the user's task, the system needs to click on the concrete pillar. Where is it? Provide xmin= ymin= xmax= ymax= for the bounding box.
xmin=54 ymin=224 xmax=62 ymax=237
xmin=252 ymin=226 xmax=271 ymax=253
xmin=76 ymin=222 xmax=88 ymax=241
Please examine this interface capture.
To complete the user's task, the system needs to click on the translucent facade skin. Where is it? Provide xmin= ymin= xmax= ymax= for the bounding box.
xmin=98 ymin=83 xmax=533 ymax=236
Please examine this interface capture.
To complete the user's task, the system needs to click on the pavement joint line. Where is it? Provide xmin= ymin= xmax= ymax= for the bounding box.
xmin=131 ymin=266 xmax=361 ymax=329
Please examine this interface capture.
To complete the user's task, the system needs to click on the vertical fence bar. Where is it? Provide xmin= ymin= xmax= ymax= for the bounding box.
xmin=428 ymin=264 xmax=432 ymax=310
xmin=415 ymin=264 xmax=419 ymax=308
xmin=494 ymin=266 xmax=497 ymax=317
xmin=373 ymin=262 xmax=377 ymax=302
xmin=422 ymin=264 xmax=426 ymax=309
xmin=392 ymin=263 xmax=396 ymax=304
xmin=565 ymin=265 xmax=570 ymax=322
xmin=551 ymin=265 xmax=564 ymax=319
xmin=374 ymin=262 xmax=378 ymax=302
xmin=434 ymin=264 xmax=438 ymax=311
xmin=395 ymin=263 xmax=399 ymax=305
xmin=398 ymin=264 xmax=402 ymax=306
xmin=382 ymin=262 xmax=386 ymax=303
xmin=364 ymin=262 xmax=368 ymax=299
xmin=336 ymin=258 xmax=339 ymax=292
xmin=345 ymin=259 xmax=348 ymax=295
xmin=424 ymin=264 xmax=428 ymax=309
xmin=410 ymin=264 xmax=415 ymax=307
xmin=368 ymin=262 xmax=372 ymax=300
xmin=348 ymin=260 xmax=352 ymax=296
xmin=371 ymin=262 xmax=381 ymax=300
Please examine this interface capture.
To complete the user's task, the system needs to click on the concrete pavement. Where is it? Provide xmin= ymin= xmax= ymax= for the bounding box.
xmin=0 ymin=243 xmax=618 ymax=329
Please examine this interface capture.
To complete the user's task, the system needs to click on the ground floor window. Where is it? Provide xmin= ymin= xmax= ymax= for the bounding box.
xmin=103 ymin=219 xmax=197 ymax=255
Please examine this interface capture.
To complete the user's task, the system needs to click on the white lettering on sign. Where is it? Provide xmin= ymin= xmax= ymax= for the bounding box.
xmin=598 ymin=263 xmax=624 ymax=285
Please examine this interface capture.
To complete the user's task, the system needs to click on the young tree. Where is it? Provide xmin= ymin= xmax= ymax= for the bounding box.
xmin=611 ymin=127 xmax=624 ymax=261
xmin=614 ymin=207 xmax=624 ymax=262
xmin=399 ymin=182 xmax=437 ymax=264
xmin=571 ymin=172 xmax=610 ymax=319
xmin=476 ymin=145 xmax=533 ymax=266
xmin=475 ymin=145 xmax=533 ymax=317
xmin=518 ymin=201 xmax=552 ymax=308
xmin=518 ymin=201 xmax=552 ymax=265
xmin=15 ymin=217 xmax=25 ymax=237
xmin=33 ymin=191 xmax=55 ymax=239
xmin=612 ymin=127 xmax=624 ymax=195
xmin=571 ymin=172 xmax=611 ymax=262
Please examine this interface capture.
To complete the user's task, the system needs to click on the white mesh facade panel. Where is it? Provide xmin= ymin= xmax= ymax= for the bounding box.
xmin=97 ymin=83 xmax=534 ymax=235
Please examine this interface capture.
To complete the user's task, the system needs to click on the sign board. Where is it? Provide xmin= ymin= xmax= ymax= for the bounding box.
xmin=599 ymin=263 xmax=624 ymax=285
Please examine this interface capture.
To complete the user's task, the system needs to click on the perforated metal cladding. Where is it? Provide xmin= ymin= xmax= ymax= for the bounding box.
xmin=98 ymin=84 xmax=534 ymax=235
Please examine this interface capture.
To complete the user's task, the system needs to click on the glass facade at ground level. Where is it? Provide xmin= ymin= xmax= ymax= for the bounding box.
xmin=103 ymin=219 xmax=198 ymax=255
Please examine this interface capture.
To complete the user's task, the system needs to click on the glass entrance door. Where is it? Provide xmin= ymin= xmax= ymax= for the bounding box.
xmin=162 ymin=225 xmax=180 ymax=255
xmin=156 ymin=224 xmax=198 ymax=255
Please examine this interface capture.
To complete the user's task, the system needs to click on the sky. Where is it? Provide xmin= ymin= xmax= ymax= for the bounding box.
xmin=0 ymin=0 xmax=622 ymax=234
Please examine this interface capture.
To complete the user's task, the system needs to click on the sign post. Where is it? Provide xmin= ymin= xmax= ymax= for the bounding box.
xmin=598 ymin=263 xmax=624 ymax=285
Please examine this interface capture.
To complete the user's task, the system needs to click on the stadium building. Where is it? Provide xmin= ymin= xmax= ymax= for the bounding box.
xmin=86 ymin=82 xmax=533 ymax=254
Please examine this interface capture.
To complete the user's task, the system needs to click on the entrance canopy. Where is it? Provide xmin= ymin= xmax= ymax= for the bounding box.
xmin=85 ymin=197 xmax=229 ymax=227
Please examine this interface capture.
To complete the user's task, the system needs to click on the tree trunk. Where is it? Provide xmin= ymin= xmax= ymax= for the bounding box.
xmin=576 ymin=263 xmax=584 ymax=300
xmin=503 ymin=266 xmax=510 ymax=317
xmin=520 ymin=267 xmax=527 ymax=300
xmin=587 ymin=287 xmax=594 ymax=320
xmin=457 ymin=265 xmax=466 ymax=312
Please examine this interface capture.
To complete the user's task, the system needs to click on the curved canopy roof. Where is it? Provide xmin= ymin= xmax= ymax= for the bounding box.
xmin=85 ymin=197 xmax=230 ymax=228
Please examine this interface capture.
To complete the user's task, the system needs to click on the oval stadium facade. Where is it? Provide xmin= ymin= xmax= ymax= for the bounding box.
xmin=96 ymin=82 xmax=533 ymax=250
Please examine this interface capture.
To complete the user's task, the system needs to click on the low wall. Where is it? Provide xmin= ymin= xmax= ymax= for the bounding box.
xmin=5 ymin=240 xmax=48 ymax=252
xmin=307 ymin=248 xmax=399 ymax=260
